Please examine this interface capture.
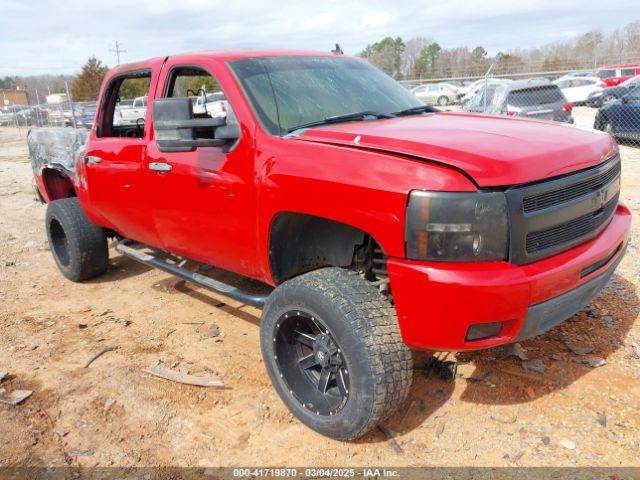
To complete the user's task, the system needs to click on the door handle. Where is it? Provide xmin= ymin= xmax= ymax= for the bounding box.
xmin=148 ymin=162 xmax=172 ymax=173
xmin=84 ymin=155 xmax=102 ymax=164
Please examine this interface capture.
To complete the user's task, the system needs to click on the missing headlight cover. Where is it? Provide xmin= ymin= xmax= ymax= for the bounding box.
xmin=405 ymin=191 xmax=509 ymax=261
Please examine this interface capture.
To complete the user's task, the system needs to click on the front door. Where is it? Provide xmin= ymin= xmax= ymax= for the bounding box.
xmin=144 ymin=62 xmax=259 ymax=278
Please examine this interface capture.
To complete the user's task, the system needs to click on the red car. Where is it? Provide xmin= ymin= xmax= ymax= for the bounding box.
xmin=596 ymin=63 xmax=640 ymax=87
xmin=27 ymin=50 xmax=631 ymax=440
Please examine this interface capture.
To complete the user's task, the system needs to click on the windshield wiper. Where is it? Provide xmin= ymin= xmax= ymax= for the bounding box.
xmin=392 ymin=105 xmax=439 ymax=116
xmin=285 ymin=111 xmax=395 ymax=134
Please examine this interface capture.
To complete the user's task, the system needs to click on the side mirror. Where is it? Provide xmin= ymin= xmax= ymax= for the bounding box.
xmin=152 ymin=97 xmax=226 ymax=152
xmin=214 ymin=103 xmax=241 ymax=142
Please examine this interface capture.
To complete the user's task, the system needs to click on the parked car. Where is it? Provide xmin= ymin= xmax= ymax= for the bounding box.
xmin=594 ymin=86 xmax=640 ymax=141
xmin=411 ymin=83 xmax=458 ymax=106
xmin=553 ymin=77 xmax=604 ymax=104
xmin=596 ymin=64 xmax=640 ymax=87
xmin=114 ymin=96 xmax=147 ymax=126
xmin=192 ymin=91 xmax=227 ymax=117
xmin=556 ymin=70 xmax=596 ymax=81
xmin=80 ymin=103 xmax=97 ymax=128
xmin=27 ymin=50 xmax=630 ymax=441
xmin=586 ymin=75 xmax=640 ymax=107
xmin=14 ymin=106 xmax=50 ymax=126
xmin=46 ymin=102 xmax=78 ymax=126
xmin=0 ymin=107 xmax=15 ymax=125
xmin=458 ymin=78 xmax=505 ymax=105
xmin=465 ymin=79 xmax=573 ymax=123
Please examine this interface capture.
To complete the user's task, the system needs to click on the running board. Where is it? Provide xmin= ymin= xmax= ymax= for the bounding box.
xmin=115 ymin=240 xmax=270 ymax=307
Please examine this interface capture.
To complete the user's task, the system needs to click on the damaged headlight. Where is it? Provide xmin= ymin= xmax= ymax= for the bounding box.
xmin=405 ymin=191 xmax=509 ymax=261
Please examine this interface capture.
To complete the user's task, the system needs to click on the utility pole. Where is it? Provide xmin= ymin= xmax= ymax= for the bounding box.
xmin=110 ymin=41 xmax=127 ymax=65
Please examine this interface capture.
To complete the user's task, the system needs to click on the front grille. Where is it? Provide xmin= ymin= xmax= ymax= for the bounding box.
xmin=526 ymin=196 xmax=618 ymax=253
xmin=523 ymin=160 xmax=621 ymax=212
xmin=507 ymin=155 xmax=621 ymax=264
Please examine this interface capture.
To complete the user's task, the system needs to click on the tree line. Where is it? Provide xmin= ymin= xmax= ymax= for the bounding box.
xmin=359 ymin=20 xmax=640 ymax=80
xmin=3 ymin=20 xmax=640 ymax=104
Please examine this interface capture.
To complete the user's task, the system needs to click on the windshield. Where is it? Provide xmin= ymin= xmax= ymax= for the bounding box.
xmin=230 ymin=56 xmax=423 ymax=135
xmin=620 ymin=75 xmax=640 ymax=87
xmin=626 ymin=86 xmax=640 ymax=101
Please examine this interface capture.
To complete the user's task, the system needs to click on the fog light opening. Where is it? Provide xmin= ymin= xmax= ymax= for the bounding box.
xmin=466 ymin=321 xmax=503 ymax=341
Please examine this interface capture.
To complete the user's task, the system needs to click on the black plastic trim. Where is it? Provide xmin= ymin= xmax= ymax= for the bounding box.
xmin=506 ymin=155 xmax=621 ymax=265
xmin=514 ymin=244 xmax=626 ymax=342
xmin=115 ymin=240 xmax=270 ymax=307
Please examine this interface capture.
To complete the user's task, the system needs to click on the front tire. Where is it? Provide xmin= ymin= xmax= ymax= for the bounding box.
xmin=45 ymin=198 xmax=108 ymax=282
xmin=437 ymin=95 xmax=449 ymax=106
xmin=260 ymin=268 xmax=413 ymax=440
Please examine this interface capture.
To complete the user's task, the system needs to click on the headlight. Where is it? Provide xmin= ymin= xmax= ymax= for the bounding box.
xmin=405 ymin=191 xmax=508 ymax=261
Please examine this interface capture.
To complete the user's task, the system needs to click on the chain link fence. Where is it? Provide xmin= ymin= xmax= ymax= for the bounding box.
xmin=398 ymin=61 xmax=640 ymax=148
xmin=2 ymin=60 xmax=639 ymax=148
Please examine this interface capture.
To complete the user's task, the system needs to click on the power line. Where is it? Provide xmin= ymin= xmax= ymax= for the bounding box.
xmin=109 ymin=41 xmax=127 ymax=66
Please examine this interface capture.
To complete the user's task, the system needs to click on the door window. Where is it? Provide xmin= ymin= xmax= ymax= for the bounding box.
xmin=98 ymin=72 xmax=151 ymax=138
xmin=163 ymin=66 xmax=235 ymax=141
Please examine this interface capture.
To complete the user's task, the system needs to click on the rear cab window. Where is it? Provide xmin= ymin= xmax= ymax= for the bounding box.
xmin=507 ymin=85 xmax=565 ymax=107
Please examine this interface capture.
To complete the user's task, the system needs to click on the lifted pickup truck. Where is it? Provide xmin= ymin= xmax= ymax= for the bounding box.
xmin=28 ymin=50 xmax=631 ymax=440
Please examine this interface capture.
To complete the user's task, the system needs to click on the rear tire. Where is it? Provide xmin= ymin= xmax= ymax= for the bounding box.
xmin=437 ymin=96 xmax=449 ymax=106
xmin=45 ymin=198 xmax=108 ymax=282
xmin=260 ymin=267 xmax=413 ymax=440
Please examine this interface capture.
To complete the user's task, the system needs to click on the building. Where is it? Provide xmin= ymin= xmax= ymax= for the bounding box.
xmin=1 ymin=89 xmax=29 ymax=106
xmin=45 ymin=93 xmax=69 ymax=104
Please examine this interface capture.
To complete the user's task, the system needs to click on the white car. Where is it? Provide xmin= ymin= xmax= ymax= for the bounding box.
xmin=192 ymin=92 xmax=227 ymax=117
xmin=553 ymin=77 xmax=604 ymax=104
xmin=114 ymin=96 xmax=147 ymax=126
xmin=411 ymin=83 xmax=458 ymax=106
xmin=459 ymin=79 xmax=512 ymax=106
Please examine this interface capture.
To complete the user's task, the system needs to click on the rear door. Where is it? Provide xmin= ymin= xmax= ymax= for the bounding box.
xmin=82 ymin=67 xmax=161 ymax=246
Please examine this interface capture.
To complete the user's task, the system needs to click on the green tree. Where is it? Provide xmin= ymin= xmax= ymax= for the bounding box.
xmin=0 ymin=76 xmax=17 ymax=89
xmin=415 ymin=42 xmax=441 ymax=78
xmin=359 ymin=36 xmax=406 ymax=78
xmin=119 ymin=78 xmax=151 ymax=99
xmin=71 ymin=56 xmax=108 ymax=101
xmin=472 ymin=46 xmax=487 ymax=60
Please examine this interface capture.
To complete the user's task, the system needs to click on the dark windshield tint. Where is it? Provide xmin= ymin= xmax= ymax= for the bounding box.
xmin=507 ymin=86 xmax=565 ymax=107
xmin=230 ymin=56 xmax=423 ymax=135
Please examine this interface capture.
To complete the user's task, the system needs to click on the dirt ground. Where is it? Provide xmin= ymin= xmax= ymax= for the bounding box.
xmin=1 ymin=109 xmax=639 ymax=469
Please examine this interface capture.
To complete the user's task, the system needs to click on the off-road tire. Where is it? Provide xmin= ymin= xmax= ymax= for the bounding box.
xmin=45 ymin=198 xmax=108 ymax=282
xmin=260 ymin=267 xmax=413 ymax=440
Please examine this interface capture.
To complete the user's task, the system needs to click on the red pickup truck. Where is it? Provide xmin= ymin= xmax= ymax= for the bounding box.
xmin=28 ymin=50 xmax=631 ymax=440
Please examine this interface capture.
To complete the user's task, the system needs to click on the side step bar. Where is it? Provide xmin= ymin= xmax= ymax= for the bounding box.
xmin=115 ymin=240 xmax=270 ymax=307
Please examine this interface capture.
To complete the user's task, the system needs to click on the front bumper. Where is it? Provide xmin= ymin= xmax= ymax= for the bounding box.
xmin=387 ymin=203 xmax=631 ymax=351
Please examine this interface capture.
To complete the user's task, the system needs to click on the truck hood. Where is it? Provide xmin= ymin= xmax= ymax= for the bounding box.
xmin=292 ymin=112 xmax=617 ymax=187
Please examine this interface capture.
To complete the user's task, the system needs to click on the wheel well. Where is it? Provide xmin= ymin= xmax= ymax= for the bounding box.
xmin=269 ymin=212 xmax=384 ymax=284
xmin=42 ymin=169 xmax=76 ymax=201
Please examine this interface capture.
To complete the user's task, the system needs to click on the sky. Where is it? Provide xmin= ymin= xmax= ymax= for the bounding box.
xmin=0 ymin=0 xmax=638 ymax=76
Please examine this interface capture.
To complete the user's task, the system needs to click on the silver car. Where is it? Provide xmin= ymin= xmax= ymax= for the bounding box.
xmin=464 ymin=80 xmax=574 ymax=123
xmin=411 ymin=83 xmax=458 ymax=106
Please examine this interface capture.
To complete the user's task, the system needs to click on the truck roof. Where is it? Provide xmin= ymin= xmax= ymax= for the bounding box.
xmin=109 ymin=49 xmax=340 ymax=75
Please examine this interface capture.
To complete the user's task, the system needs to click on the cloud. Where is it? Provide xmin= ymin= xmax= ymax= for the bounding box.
xmin=361 ymin=11 xmax=392 ymax=28
xmin=0 ymin=0 xmax=637 ymax=76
